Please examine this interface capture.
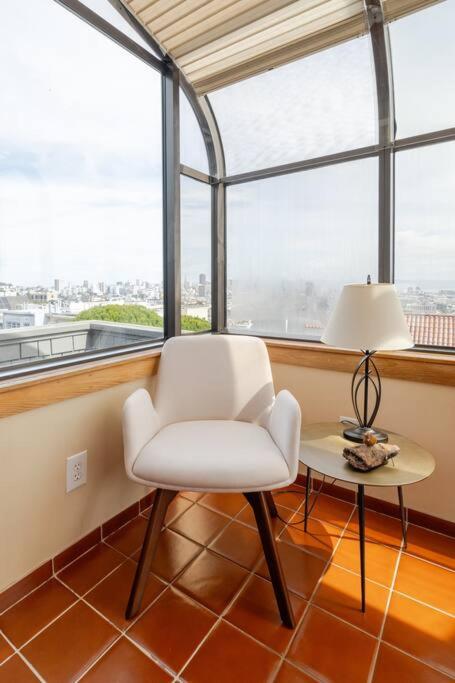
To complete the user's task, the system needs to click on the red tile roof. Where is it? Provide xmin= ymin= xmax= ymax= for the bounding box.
xmin=406 ymin=314 xmax=455 ymax=348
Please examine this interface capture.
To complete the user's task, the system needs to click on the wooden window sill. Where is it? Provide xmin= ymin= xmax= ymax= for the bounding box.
xmin=265 ymin=338 xmax=455 ymax=387
xmin=0 ymin=338 xmax=453 ymax=419
xmin=0 ymin=348 xmax=161 ymax=418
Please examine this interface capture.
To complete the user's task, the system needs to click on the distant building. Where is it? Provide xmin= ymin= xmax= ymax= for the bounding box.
xmin=198 ymin=274 xmax=210 ymax=299
xmin=3 ymin=310 xmax=46 ymax=329
xmin=28 ymin=289 xmax=57 ymax=304
xmin=0 ymin=295 xmax=28 ymax=310
xmin=406 ymin=314 xmax=455 ymax=347
xmin=182 ymin=304 xmax=210 ymax=321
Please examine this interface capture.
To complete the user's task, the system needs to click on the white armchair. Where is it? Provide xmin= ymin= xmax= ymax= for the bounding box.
xmin=122 ymin=334 xmax=301 ymax=626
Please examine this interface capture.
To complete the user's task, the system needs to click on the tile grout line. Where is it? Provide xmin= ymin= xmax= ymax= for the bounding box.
xmin=57 ymin=576 xmax=178 ymax=682
xmin=288 ymin=490 xmax=455 ymax=574
xmin=173 ymin=506 xmax=290 ymax=682
xmin=367 ymin=534 xmax=403 ymax=683
xmin=392 ymin=589 xmax=455 ymax=619
xmin=71 ymin=565 xmax=198 ymax=682
xmin=1 ymin=624 xmax=46 ymax=682
xmin=306 ymin=482 xmax=455 ymax=541
xmin=12 ymin=550 xmax=173 ymax=681
xmin=378 ymin=640 xmax=455 ymax=678
xmin=173 ymin=574 xmax=251 ymax=679
xmin=278 ymin=502 xmax=358 ymax=673
xmin=0 ymin=575 xmax=54 ymax=618
xmin=399 ymin=550 xmax=455 ymax=574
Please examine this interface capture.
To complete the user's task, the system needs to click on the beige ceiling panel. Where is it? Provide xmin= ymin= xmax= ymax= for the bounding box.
xmin=127 ymin=0 xmax=156 ymax=12
xmin=168 ymin=1 xmax=300 ymax=58
xmin=159 ymin=0 xmax=271 ymax=46
xmin=383 ymin=0 xmax=443 ymax=21
xmin=147 ymin=0 xmax=211 ymax=33
xmin=134 ymin=0 xmax=183 ymax=25
xmin=192 ymin=14 xmax=365 ymax=93
xmin=184 ymin=2 xmax=362 ymax=79
xmin=175 ymin=0 xmax=328 ymax=66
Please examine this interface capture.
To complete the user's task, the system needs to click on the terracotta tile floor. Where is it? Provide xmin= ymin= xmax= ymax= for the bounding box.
xmin=1 ymin=490 xmax=454 ymax=682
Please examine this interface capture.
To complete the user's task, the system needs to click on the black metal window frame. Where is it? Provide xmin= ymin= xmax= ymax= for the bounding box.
xmin=2 ymin=0 xmax=453 ymax=382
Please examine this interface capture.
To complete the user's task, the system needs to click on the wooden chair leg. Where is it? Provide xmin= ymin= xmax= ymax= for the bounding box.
xmin=264 ymin=491 xmax=278 ymax=518
xmin=244 ymin=492 xmax=295 ymax=628
xmin=126 ymin=488 xmax=177 ymax=619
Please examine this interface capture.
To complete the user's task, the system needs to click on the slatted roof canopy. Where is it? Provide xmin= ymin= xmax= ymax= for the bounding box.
xmin=122 ymin=0 xmax=445 ymax=94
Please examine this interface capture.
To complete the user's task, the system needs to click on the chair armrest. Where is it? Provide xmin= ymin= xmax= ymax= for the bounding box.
xmin=268 ymin=390 xmax=301 ymax=481
xmin=123 ymin=388 xmax=160 ymax=478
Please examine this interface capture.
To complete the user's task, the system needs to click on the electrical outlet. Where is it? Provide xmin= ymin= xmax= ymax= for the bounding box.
xmin=66 ymin=451 xmax=87 ymax=492
xmin=339 ymin=415 xmax=359 ymax=426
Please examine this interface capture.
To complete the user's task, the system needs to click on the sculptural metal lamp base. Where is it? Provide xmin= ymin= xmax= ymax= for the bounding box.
xmin=343 ymin=425 xmax=388 ymax=444
xmin=344 ymin=350 xmax=388 ymax=444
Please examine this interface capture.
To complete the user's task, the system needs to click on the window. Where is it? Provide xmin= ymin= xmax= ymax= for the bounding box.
xmin=180 ymin=177 xmax=212 ymax=332
xmin=209 ymin=36 xmax=377 ymax=175
xmin=395 ymin=142 xmax=455 ymax=348
xmin=227 ymin=158 xmax=378 ymax=339
xmin=390 ymin=1 xmax=455 ymax=139
xmin=0 ymin=0 xmax=163 ymax=371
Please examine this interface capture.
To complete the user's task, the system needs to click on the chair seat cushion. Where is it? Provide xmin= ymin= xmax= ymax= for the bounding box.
xmin=132 ymin=420 xmax=291 ymax=492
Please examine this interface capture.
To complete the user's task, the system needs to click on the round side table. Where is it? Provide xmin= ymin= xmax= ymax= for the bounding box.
xmin=299 ymin=422 xmax=435 ymax=612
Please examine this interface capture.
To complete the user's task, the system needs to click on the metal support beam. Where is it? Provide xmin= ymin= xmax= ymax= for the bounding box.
xmin=106 ymin=0 xmax=166 ymax=58
xmin=368 ymin=0 xmax=395 ymax=284
xmin=53 ymin=0 xmax=164 ymax=72
xmin=162 ymin=64 xmax=181 ymax=338
xmin=378 ymin=148 xmax=394 ymax=282
xmin=180 ymin=165 xmax=215 ymax=184
xmin=211 ymin=182 xmax=226 ymax=332
xmin=222 ymin=144 xmax=380 ymax=186
xmin=394 ymin=126 xmax=455 ymax=151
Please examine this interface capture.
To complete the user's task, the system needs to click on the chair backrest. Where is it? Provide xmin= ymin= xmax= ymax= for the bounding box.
xmin=154 ymin=334 xmax=275 ymax=427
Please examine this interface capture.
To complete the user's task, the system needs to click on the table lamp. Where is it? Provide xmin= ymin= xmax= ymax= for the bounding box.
xmin=321 ymin=277 xmax=413 ymax=443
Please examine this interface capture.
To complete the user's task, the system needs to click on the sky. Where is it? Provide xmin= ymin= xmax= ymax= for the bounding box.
xmin=0 ymin=0 xmax=453 ymax=291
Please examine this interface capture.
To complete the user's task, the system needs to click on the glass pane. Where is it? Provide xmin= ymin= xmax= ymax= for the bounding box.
xmin=390 ymin=0 xmax=455 ymax=139
xmin=395 ymin=142 xmax=455 ymax=348
xmin=0 ymin=0 xmax=163 ymax=371
xmin=209 ymin=35 xmax=377 ymax=175
xmin=227 ymin=158 xmax=378 ymax=339
xmin=181 ymin=176 xmax=211 ymax=332
xmin=80 ymin=0 xmax=161 ymax=56
xmin=180 ymin=92 xmax=209 ymax=174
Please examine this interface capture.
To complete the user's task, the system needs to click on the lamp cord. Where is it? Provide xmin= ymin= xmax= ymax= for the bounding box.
xmin=274 ymin=475 xmax=339 ymax=527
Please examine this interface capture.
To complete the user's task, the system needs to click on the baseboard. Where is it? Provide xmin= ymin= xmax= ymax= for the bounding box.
xmin=296 ymin=473 xmax=455 ymax=537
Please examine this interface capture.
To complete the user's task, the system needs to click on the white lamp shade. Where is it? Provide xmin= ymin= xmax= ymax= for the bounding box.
xmin=321 ymin=283 xmax=414 ymax=351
